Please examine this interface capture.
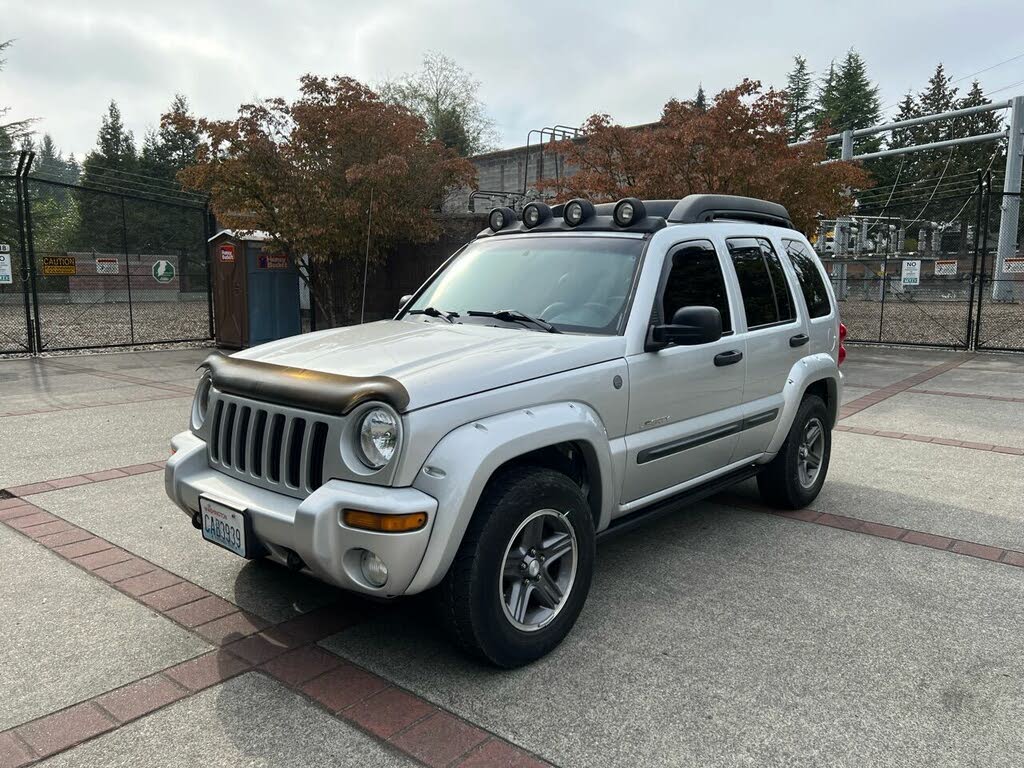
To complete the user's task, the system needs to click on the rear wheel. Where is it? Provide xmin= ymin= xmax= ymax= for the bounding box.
xmin=439 ymin=466 xmax=595 ymax=668
xmin=757 ymin=395 xmax=831 ymax=509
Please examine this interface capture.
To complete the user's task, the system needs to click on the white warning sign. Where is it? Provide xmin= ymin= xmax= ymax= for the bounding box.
xmin=901 ymin=260 xmax=921 ymax=286
xmin=934 ymin=259 xmax=957 ymax=277
xmin=1004 ymin=258 xmax=1024 ymax=274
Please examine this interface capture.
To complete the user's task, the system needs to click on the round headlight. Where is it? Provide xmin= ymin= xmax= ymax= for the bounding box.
xmin=357 ymin=407 xmax=400 ymax=469
xmin=191 ymin=373 xmax=212 ymax=430
xmin=613 ymin=198 xmax=645 ymax=227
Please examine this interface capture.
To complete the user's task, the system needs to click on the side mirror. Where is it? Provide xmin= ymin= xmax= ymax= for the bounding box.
xmin=647 ymin=306 xmax=722 ymax=350
xmin=398 ymin=294 xmax=413 ymax=312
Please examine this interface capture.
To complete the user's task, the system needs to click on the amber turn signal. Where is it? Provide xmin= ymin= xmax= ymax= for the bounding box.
xmin=342 ymin=509 xmax=428 ymax=533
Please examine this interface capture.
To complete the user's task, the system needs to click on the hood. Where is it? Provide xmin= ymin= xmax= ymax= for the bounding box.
xmin=234 ymin=319 xmax=625 ymax=411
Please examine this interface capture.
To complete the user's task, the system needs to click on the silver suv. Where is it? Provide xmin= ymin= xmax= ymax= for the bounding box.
xmin=166 ymin=195 xmax=845 ymax=667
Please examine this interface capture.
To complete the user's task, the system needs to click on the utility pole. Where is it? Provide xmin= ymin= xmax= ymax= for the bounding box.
xmin=993 ymin=95 xmax=1024 ymax=301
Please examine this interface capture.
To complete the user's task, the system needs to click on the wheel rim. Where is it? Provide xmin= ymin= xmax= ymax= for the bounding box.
xmin=499 ymin=509 xmax=578 ymax=632
xmin=797 ymin=416 xmax=826 ymax=489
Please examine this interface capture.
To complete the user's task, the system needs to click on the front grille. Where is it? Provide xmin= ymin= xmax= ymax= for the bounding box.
xmin=208 ymin=393 xmax=330 ymax=495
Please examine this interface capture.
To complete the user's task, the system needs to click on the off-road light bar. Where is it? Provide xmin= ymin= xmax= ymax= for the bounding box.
xmin=489 ymin=206 xmax=516 ymax=231
xmin=563 ymin=199 xmax=595 ymax=227
xmin=522 ymin=202 xmax=552 ymax=229
xmin=613 ymin=197 xmax=646 ymax=227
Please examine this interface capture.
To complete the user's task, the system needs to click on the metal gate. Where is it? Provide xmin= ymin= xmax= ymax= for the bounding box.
xmin=0 ymin=152 xmax=214 ymax=354
xmin=822 ymin=178 xmax=1023 ymax=351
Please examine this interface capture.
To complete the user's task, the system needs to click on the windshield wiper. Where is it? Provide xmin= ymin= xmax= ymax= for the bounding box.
xmin=408 ymin=306 xmax=459 ymax=323
xmin=466 ymin=309 xmax=561 ymax=334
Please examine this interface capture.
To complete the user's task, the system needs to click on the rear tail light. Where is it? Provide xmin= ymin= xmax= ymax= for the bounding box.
xmin=838 ymin=322 xmax=848 ymax=366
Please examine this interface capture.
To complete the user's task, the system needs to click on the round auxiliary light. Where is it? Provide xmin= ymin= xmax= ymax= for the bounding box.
xmin=360 ymin=549 xmax=389 ymax=587
xmin=357 ymin=407 xmax=400 ymax=469
xmin=522 ymin=202 xmax=551 ymax=229
xmin=489 ymin=206 xmax=516 ymax=232
xmin=613 ymin=197 xmax=646 ymax=227
xmin=563 ymin=198 xmax=595 ymax=227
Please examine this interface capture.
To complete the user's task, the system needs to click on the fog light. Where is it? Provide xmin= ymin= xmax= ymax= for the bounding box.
xmin=488 ymin=206 xmax=516 ymax=232
xmin=613 ymin=197 xmax=645 ymax=226
xmin=360 ymin=550 xmax=389 ymax=587
xmin=522 ymin=202 xmax=551 ymax=228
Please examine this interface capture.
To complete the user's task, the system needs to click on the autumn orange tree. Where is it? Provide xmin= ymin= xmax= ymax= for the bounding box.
xmin=174 ymin=75 xmax=475 ymax=325
xmin=542 ymin=80 xmax=870 ymax=233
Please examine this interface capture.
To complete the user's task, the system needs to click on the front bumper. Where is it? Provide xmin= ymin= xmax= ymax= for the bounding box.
xmin=165 ymin=432 xmax=438 ymax=597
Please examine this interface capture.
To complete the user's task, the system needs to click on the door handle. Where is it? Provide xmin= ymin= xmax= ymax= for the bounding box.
xmin=789 ymin=333 xmax=810 ymax=348
xmin=714 ymin=350 xmax=743 ymax=367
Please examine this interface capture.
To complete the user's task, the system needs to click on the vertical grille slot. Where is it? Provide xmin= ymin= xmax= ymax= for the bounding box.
xmin=235 ymin=406 xmax=251 ymax=472
xmin=221 ymin=403 xmax=237 ymax=467
xmin=286 ymin=418 xmax=307 ymax=488
xmin=268 ymin=414 xmax=285 ymax=483
xmin=308 ymin=422 xmax=328 ymax=490
xmin=251 ymin=410 xmax=267 ymax=477
xmin=208 ymin=400 xmax=224 ymax=462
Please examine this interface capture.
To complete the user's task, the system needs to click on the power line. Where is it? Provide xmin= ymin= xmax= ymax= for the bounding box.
xmin=878 ymin=51 xmax=1024 ymax=117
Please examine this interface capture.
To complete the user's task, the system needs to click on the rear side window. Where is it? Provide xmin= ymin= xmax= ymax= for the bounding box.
xmin=783 ymin=239 xmax=833 ymax=318
xmin=661 ymin=240 xmax=732 ymax=333
xmin=726 ymin=237 xmax=796 ymax=329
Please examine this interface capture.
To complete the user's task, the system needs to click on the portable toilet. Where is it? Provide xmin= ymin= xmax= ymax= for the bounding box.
xmin=208 ymin=230 xmax=301 ymax=349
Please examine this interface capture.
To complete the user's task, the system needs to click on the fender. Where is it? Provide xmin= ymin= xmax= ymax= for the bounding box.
xmin=764 ymin=353 xmax=842 ymax=457
xmin=405 ymin=401 xmax=616 ymax=594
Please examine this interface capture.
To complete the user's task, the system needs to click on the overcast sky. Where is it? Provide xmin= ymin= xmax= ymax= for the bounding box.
xmin=4 ymin=0 xmax=1024 ymax=160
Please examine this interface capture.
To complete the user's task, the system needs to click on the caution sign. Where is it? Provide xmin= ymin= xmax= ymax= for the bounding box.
xmin=43 ymin=256 xmax=76 ymax=276
xmin=934 ymin=259 xmax=957 ymax=277
xmin=152 ymin=259 xmax=176 ymax=283
xmin=901 ymin=259 xmax=921 ymax=286
xmin=95 ymin=257 xmax=119 ymax=274
xmin=219 ymin=244 xmax=236 ymax=262
xmin=1003 ymin=257 xmax=1024 ymax=274
xmin=257 ymin=253 xmax=288 ymax=269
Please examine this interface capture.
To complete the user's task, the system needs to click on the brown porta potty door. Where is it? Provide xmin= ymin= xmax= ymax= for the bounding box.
xmin=210 ymin=234 xmax=247 ymax=348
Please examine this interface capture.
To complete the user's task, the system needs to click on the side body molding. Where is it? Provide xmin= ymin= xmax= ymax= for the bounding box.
xmin=764 ymin=353 xmax=842 ymax=457
xmin=406 ymin=401 xmax=617 ymax=594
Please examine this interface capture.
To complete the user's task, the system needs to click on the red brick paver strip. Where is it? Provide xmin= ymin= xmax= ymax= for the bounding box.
xmin=840 ymin=355 xmax=974 ymax=419
xmin=45 ymin=476 xmax=91 ymax=490
xmin=391 ymin=711 xmax=490 ymax=768
xmin=91 ymin=558 xmax=155 ymax=583
xmin=344 ymin=686 xmax=437 ymax=739
xmin=301 ymin=664 xmax=391 ymax=712
xmin=260 ymin=645 xmax=343 ymax=687
xmin=52 ymin=537 xmax=113 ymax=559
xmin=16 ymin=702 xmax=115 ymax=758
xmin=4 ymin=482 xmax=56 ymax=497
xmin=24 ymin=520 xmax=75 ymax=540
xmin=0 ymin=731 xmax=33 ymax=768
xmin=193 ymin=611 xmax=270 ymax=645
xmin=116 ymin=569 xmax=183 ymax=597
xmin=82 ymin=469 xmax=128 ymax=483
xmin=94 ymin=675 xmax=187 ymax=723
xmin=457 ymin=738 xmax=552 ymax=768
xmin=224 ymin=629 xmax=298 ymax=665
xmin=34 ymin=528 xmax=93 ymax=547
xmin=164 ymin=594 xmax=237 ymax=628
xmin=163 ymin=650 xmax=251 ymax=692
xmin=6 ymin=511 xmax=59 ymax=531
xmin=140 ymin=581 xmax=209 ymax=611
xmin=74 ymin=547 xmax=134 ymax=571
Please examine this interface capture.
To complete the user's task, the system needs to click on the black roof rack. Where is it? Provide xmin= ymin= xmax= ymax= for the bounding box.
xmin=476 ymin=194 xmax=795 ymax=238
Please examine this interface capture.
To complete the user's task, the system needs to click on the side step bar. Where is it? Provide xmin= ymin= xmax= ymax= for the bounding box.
xmin=597 ymin=464 xmax=760 ymax=542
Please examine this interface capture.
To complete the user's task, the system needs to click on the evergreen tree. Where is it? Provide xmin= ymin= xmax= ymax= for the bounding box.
xmin=956 ymin=79 xmax=1004 ymax=178
xmin=813 ymin=61 xmax=840 ymax=132
xmin=694 ymin=84 xmax=707 ymax=113
xmin=784 ymin=56 xmax=813 ymax=141
xmin=76 ymin=101 xmax=139 ymax=251
xmin=834 ymin=50 xmax=881 ymax=134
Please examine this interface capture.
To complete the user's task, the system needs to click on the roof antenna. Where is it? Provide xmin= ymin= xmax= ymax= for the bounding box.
xmin=360 ymin=186 xmax=374 ymax=324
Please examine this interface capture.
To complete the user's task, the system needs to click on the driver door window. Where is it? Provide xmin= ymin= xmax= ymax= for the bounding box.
xmin=661 ymin=240 xmax=732 ymax=332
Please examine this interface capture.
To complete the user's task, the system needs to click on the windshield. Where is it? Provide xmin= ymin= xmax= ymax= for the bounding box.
xmin=405 ymin=235 xmax=645 ymax=334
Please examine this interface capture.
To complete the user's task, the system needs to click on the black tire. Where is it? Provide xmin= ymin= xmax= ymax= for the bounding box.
xmin=438 ymin=466 xmax=595 ymax=668
xmin=757 ymin=394 xmax=831 ymax=509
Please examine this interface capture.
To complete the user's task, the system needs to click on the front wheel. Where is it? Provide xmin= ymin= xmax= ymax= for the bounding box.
xmin=439 ymin=466 xmax=595 ymax=668
xmin=757 ymin=395 xmax=831 ymax=509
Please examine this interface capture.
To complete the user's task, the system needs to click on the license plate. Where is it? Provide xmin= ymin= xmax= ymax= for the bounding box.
xmin=199 ymin=497 xmax=248 ymax=558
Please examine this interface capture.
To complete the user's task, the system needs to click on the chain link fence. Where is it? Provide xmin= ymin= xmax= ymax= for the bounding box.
xmin=0 ymin=164 xmax=213 ymax=354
